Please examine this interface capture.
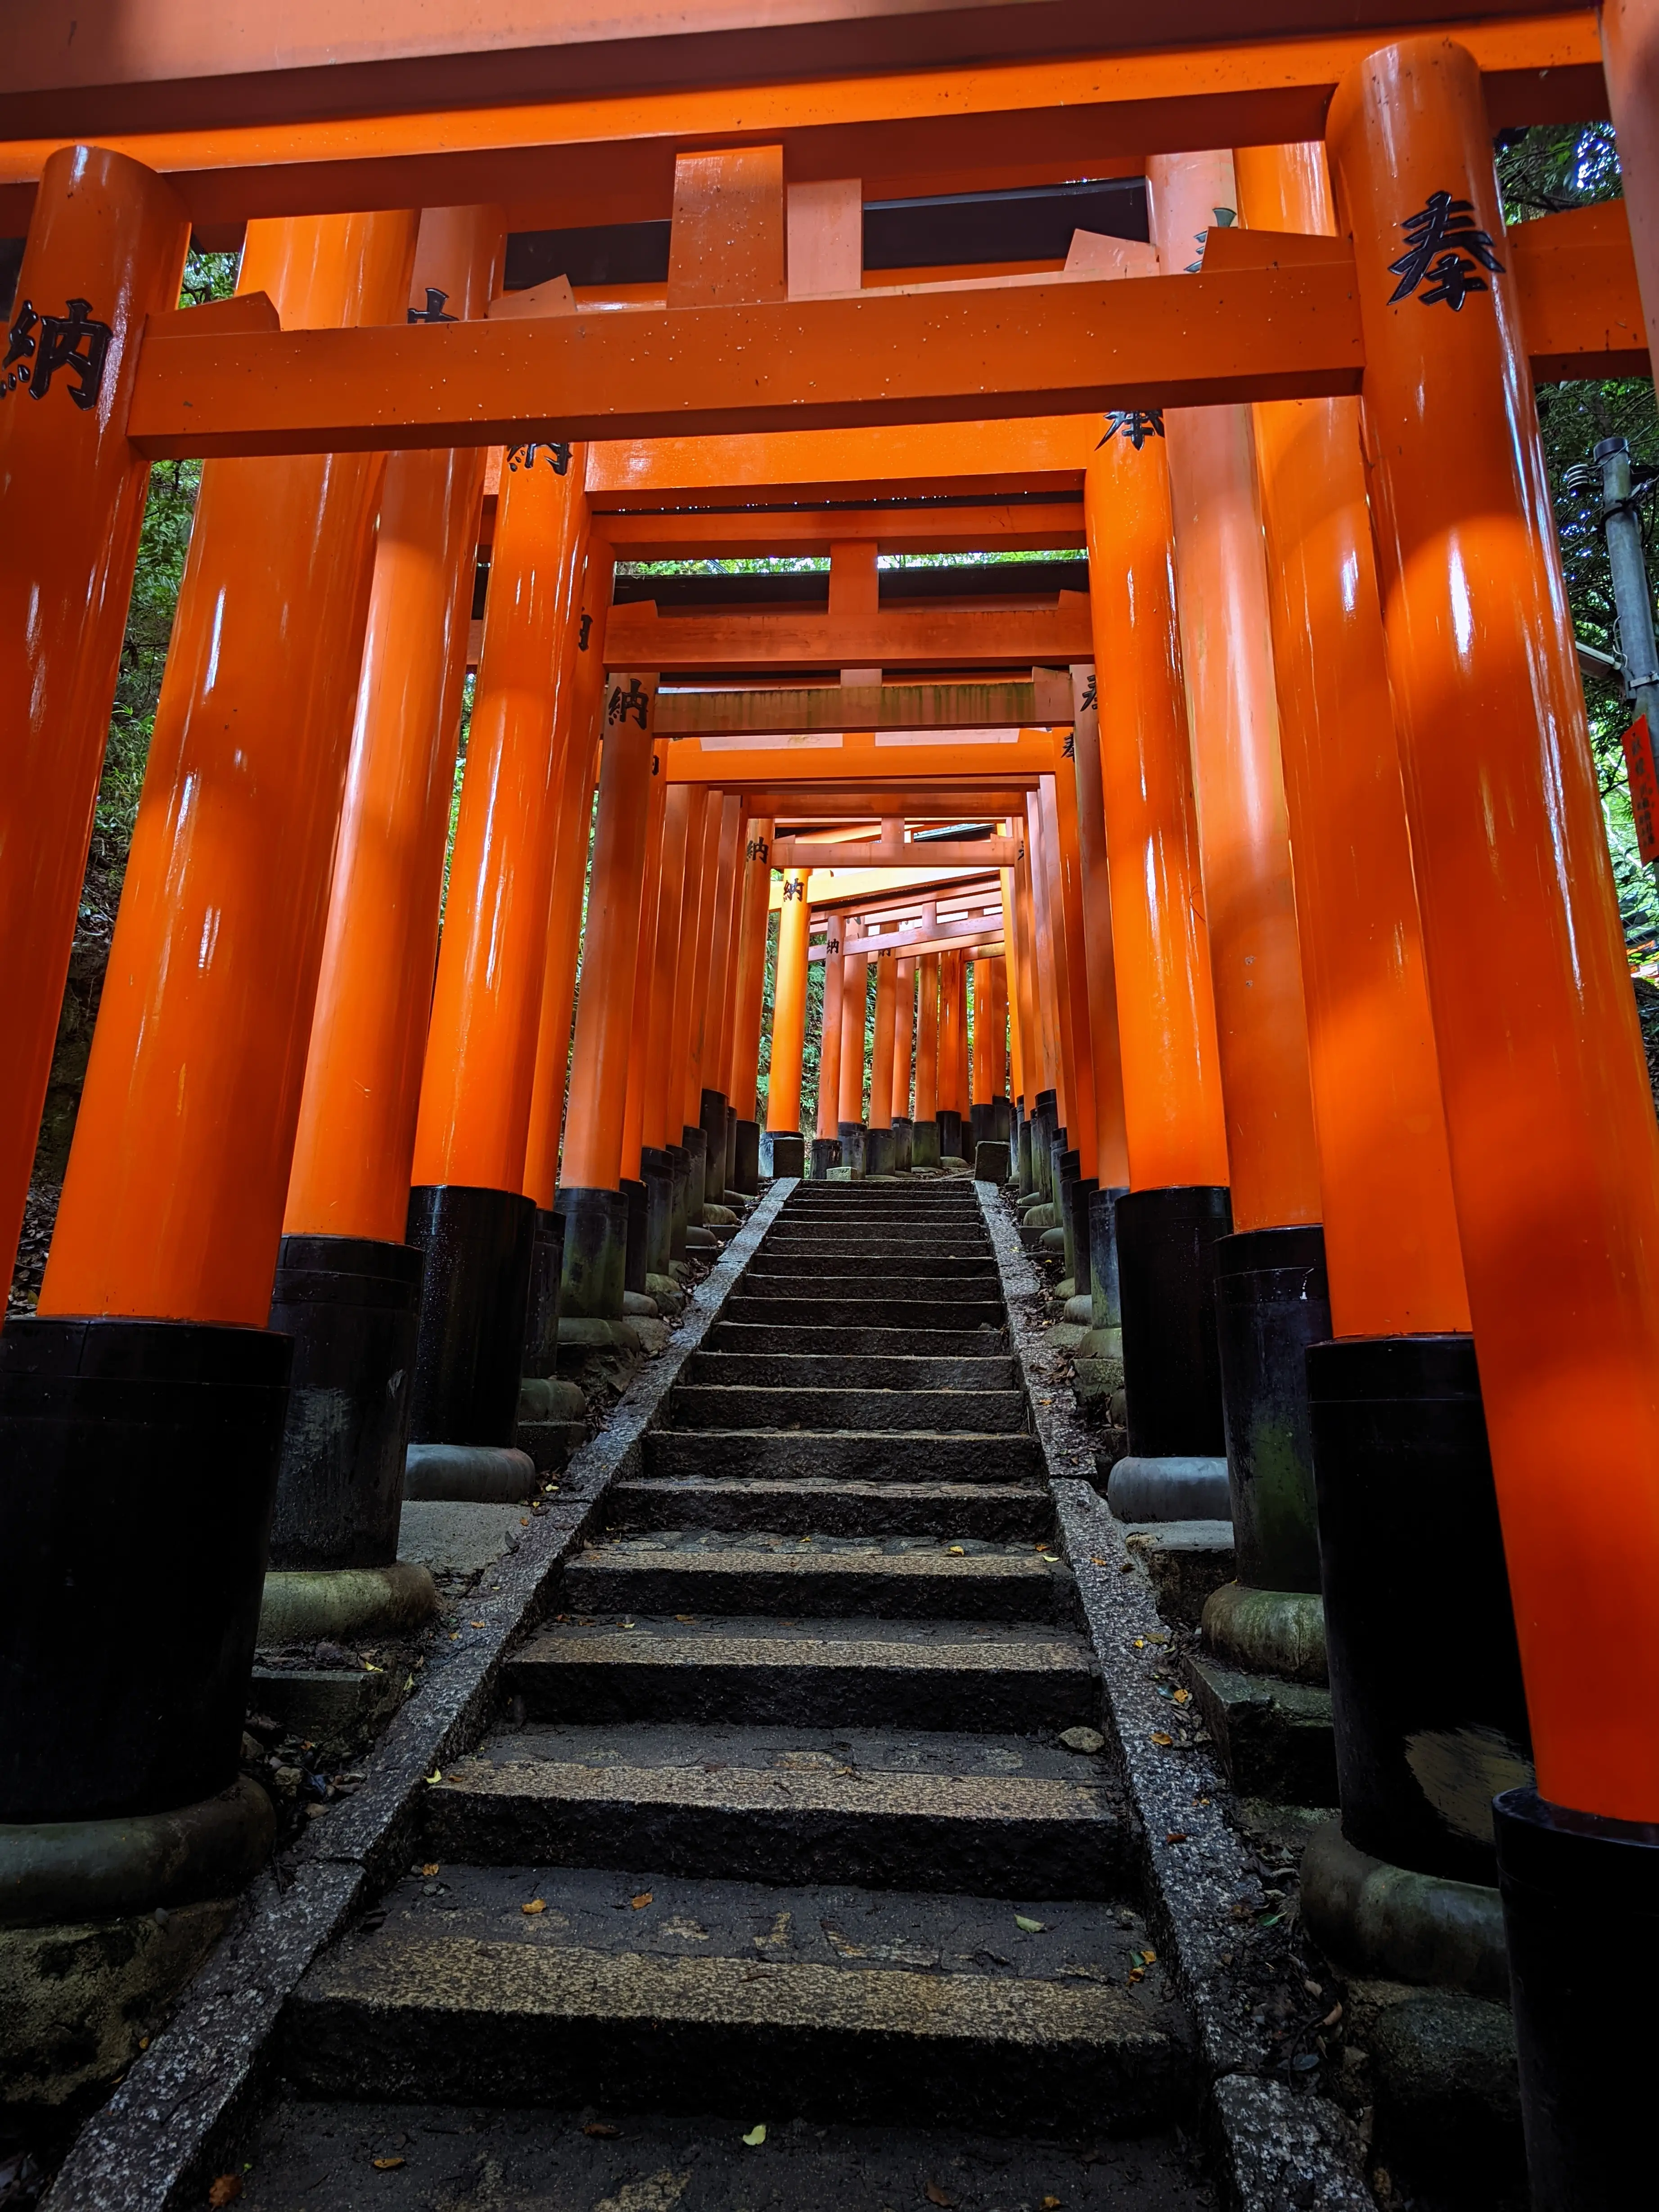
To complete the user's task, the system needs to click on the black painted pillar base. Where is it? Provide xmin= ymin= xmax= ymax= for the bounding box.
xmin=732 ymin=1118 xmax=760 ymax=1196
xmin=1064 ymin=1175 xmax=1098 ymax=1298
xmin=809 ymin=1136 xmax=842 ymax=1179
xmin=556 ymin=1186 xmax=629 ymax=1321
xmin=667 ymin=1143 xmax=690 ymax=1259
xmin=993 ymin=1096 xmax=1011 ymax=1144
xmin=521 ymin=1208 xmax=566 ymax=1379
xmin=911 ymin=1116 xmax=941 ymax=1170
xmin=407 ymin=1184 xmax=536 ymax=1447
xmin=0 ymin=1316 xmax=290 ymax=1824
xmin=1214 ymin=1224 xmax=1330 ymax=1594
xmin=1086 ymin=1186 xmax=1128 ymax=1338
xmin=1032 ymin=1091 xmax=1057 ymax=1197
xmin=700 ymin=1089 xmax=728 ymax=1205
xmin=1308 ymin=1334 xmax=1531 ymax=1887
xmin=864 ymin=1124 xmax=896 ymax=1177
xmin=1497 ymin=1787 xmax=1659 ymax=2211
xmin=937 ymin=1109 xmax=963 ymax=1160
xmin=762 ymin=1129 xmax=806 ymax=1178
xmin=1016 ymin=1102 xmax=1033 ymax=1195
xmin=892 ymin=1117 xmax=913 ymax=1172
xmin=680 ymin=1124 xmax=709 ymax=1223
xmin=266 ymin=1234 xmax=423 ymax=1572
xmin=1114 ymin=1184 xmax=1232 ymax=1458
xmin=620 ymin=1178 xmax=647 ymax=1295
xmin=837 ymin=1120 xmax=866 ymax=1177
xmin=1053 ymin=1147 xmax=1082 ymax=1273
xmin=723 ymin=1106 xmax=739 ymax=1202
xmin=640 ymin=1147 xmax=676 ymax=1278
xmin=969 ymin=1102 xmax=998 ymax=1153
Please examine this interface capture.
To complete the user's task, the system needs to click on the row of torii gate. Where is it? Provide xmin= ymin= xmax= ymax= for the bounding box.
xmin=5 ymin=5 xmax=1659 ymax=2203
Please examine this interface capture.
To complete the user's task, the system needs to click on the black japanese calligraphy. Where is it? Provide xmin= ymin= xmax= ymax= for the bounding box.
xmin=2 ymin=297 xmax=113 ymax=409
xmin=1097 ymin=409 xmax=1165 ymax=451
xmin=607 ymin=678 xmax=650 ymax=729
xmin=507 ymin=440 xmax=573 ymax=476
xmin=1078 ymin=673 xmax=1098 ymax=714
xmin=1389 ymin=191 xmax=1504 ymax=311
xmin=578 ymin=612 xmax=593 ymax=651
xmin=407 ymin=287 xmax=458 ymax=324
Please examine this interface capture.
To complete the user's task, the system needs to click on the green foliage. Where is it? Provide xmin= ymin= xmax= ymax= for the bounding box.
xmin=1496 ymin=124 xmax=1659 ymax=945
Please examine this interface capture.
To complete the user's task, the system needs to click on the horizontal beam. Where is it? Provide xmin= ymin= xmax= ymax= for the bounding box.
xmin=608 ymin=601 xmax=1091 ymax=673
xmin=596 ymin=502 xmax=1086 ymax=559
xmin=653 ymin=677 xmax=1071 ymax=739
xmin=771 ymin=863 xmax=1000 ymax=908
xmin=0 ymin=14 xmax=1600 ymax=225
xmin=667 ymin=731 xmax=1062 ymax=784
xmin=758 ymin=787 xmax=1036 ymax=815
xmin=125 ymin=263 xmax=1364 ymax=459
xmin=778 ymin=836 xmax=1016 ymax=868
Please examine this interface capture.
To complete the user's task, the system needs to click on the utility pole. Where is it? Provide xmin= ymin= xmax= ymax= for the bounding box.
xmin=1568 ymin=435 xmax=1659 ymax=900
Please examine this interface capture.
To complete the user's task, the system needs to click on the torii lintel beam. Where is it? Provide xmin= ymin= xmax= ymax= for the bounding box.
xmin=610 ymin=603 xmax=1091 ymax=673
xmin=779 ymin=837 xmax=1016 ymax=867
xmin=651 ymin=679 xmax=1073 ymax=740
xmin=754 ymin=789 xmax=1035 ymax=815
xmin=123 ymin=206 xmax=1645 ymax=460
xmin=0 ymin=12 xmax=1600 ymax=225
xmin=597 ymin=504 xmax=1086 ymax=560
xmin=665 ymin=732 xmax=1061 ymax=783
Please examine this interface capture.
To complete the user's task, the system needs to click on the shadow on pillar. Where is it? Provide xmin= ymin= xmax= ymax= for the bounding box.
xmin=404 ymin=1184 xmax=538 ymax=1504
xmin=1107 ymin=1184 xmax=1232 ymax=1523
xmin=936 ymin=1109 xmax=963 ymax=1161
xmin=809 ymin=1136 xmax=843 ymax=1179
xmin=837 ymin=1121 xmax=866 ymax=1178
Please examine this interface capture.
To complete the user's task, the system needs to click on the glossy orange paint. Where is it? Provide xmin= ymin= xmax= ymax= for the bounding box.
xmin=767 ymin=870 xmax=812 ymax=1136
xmin=1331 ymin=36 xmax=1659 ymax=1820
xmin=1000 ymin=871 xmax=1027 ymax=1104
xmin=1234 ymin=140 xmax=1468 ymax=1336
xmin=1149 ymin=149 xmax=1319 ymax=1233
xmin=728 ymin=818 xmax=775 ymax=1120
xmin=816 ymin=909 xmax=846 ymax=1141
xmin=41 ymin=208 xmax=417 ymax=1324
xmin=640 ymin=783 xmax=701 ymax=1151
xmin=869 ymin=953 xmax=899 ymax=1131
xmin=970 ymin=957 xmax=993 ymax=1109
xmin=988 ymin=955 xmax=1010 ymax=1100
xmin=410 ymin=437 xmax=588 ymax=1194
xmin=1068 ymin=664 xmax=1132 ymax=1188
xmin=838 ymin=948 xmax=870 ymax=1124
xmin=705 ymin=791 xmax=747 ymax=1107
xmin=1013 ymin=831 xmax=1050 ymax=1101
xmin=619 ymin=718 xmax=671 ymax=1182
xmin=680 ymin=785 xmax=727 ymax=1130
xmin=1601 ymin=0 xmax=1659 ymax=366
xmin=915 ymin=953 xmax=941 ymax=1124
xmin=0 ymin=146 xmax=189 ymax=1298
xmin=939 ymin=949 xmax=968 ymax=1119
xmin=286 ymin=205 xmax=505 ymax=1242
xmin=1046 ymin=767 xmax=1101 ymax=1178
xmin=524 ymin=545 xmax=614 ymax=1208
xmin=892 ymin=955 xmax=917 ymax=1121
xmin=1083 ymin=431 xmax=1229 ymax=1193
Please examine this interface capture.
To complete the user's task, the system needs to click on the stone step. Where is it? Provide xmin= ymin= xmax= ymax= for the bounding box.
xmin=606 ymin=1477 xmax=1053 ymax=1540
xmin=747 ymin=1253 xmax=998 ymax=1278
xmin=684 ymin=1350 xmax=1019 ymax=1390
xmin=505 ymin=1614 xmax=1099 ymax=1729
xmin=668 ymin=1385 xmax=1029 ymax=1435
xmin=644 ymin=1430 xmax=1042 ymax=1485
xmin=708 ymin=1321 xmax=1009 ymax=1359
xmin=424 ymin=1721 xmax=1126 ymax=1895
xmin=283 ymin=1864 xmax=1187 ymax=2130
xmin=721 ymin=1296 xmax=1007 ymax=1330
xmin=561 ymin=1535 xmax=1073 ymax=1620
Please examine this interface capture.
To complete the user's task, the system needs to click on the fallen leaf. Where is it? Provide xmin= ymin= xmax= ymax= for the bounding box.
xmin=924 ymin=2185 xmax=956 ymax=2207
xmin=1127 ymin=1966 xmax=1145 ymax=1984
xmin=1164 ymin=1831 xmax=1189 ymax=1845
xmin=1090 ymin=1556 xmax=1109 ymax=1566
xmin=523 ymin=1899 xmax=546 ymax=1915
xmin=1141 ymin=1949 xmax=1158 ymax=1964
xmin=1042 ymin=2198 xmax=1063 ymax=2209
xmin=1150 ymin=1732 xmax=1173 ymax=1748
xmin=947 ymin=1545 xmax=965 ymax=1555
xmin=207 ymin=2181 xmax=243 ymax=2207
xmin=372 ymin=2157 xmax=406 ymax=2171
xmin=631 ymin=1891 xmax=654 ymax=1910
xmin=675 ymin=1614 xmax=698 ymax=1622
xmin=742 ymin=2124 xmax=767 ymax=2147
xmin=470 ymin=1620 xmax=485 ymax=1628
xmin=1172 ymin=1688 xmax=1191 ymax=1705
xmin=583 ymin=2122 xmax=621 ymax=2139
xmin=521 ymin=1517 xmax=530 ymax=1526
xmin=421 ymin=1864 xmax=440 ymax=1878
xmin=1014 ymin=1915 xmax=1046 ymax=1933
xmin=425 ymin=1770 xmax=442 ymax=1784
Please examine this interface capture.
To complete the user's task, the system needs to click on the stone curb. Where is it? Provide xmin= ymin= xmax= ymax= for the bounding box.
xmin=41 ymin=1182 xmax=795 ymax=2212
xmin=974 ymin=1180 xmax=1374 ymax=2212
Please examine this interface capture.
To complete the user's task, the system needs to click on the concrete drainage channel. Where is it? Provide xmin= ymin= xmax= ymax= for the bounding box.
xmin=45 ymin=1174 xmax=1370 ymax=2211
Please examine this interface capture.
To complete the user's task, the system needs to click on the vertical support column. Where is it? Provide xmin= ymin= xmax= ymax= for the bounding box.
xmin=838 ymin=933 xmax=870 ymax=1174
xmin=623 ymin=714 xmax=674 ymax=1280
xmin=407 ymin=433 xmax=588 ymax=1453
xmin=674 ymin=787 xmax=723 ymax=1222
xmin=1023 ymin=793 xmax=1065 ymax=1149
xmin=559 ymin=669 xmax=659 ymax=1318
xmin=938 ymin=948 xmax=968 ymax=1161
xmin=698 ymin=791 xmax=745 ymax=1214
xmin=891 ymin=953 xmax=917 ymax=1170
xmin=1000 ymin=867 xmax=1028 ymax=1118
xmin=866 ymin=950 xmax=899 ymax=1175
xmin=0 ymin=148 xmax=189 ymax=1296
xmin=276 ymin=204 xmax=503 ymax=1598
xmin=727 ymin=817 xmax=774 ymax=1194
xmin=1330 ymin=45 xmax=1659 ymax=2195
xmin=812 ymin=910 xmax=846 ymax=1177
xmin=1236 ymin=140 xmax=1511 ymax=1923
xmin=764 ymin=869 xmax=811 ymax=1178
xmin=1084 ymin=420 xmax=1232 ymax=1484
xmin=16 ymin=209 xmax=418 ymax=1841
xmin=969 ymin=956 xmax=995 ymax=1155
xmin=913 ymin=953 xmax=942 ymax=1169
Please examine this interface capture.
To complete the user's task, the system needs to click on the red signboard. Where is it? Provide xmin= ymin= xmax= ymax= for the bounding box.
xmin=1623 ymin=714 xmax=1659 ymax=864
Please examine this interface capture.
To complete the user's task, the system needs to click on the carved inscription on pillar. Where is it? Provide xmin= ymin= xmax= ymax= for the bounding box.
xmin=2 ymin=298 xmax=113 ymax=408
xmin=1389 ymin=193 xmax=1505 ymax=310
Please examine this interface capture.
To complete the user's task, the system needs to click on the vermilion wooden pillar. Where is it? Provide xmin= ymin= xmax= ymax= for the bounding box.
xmin=726 ymin=818 xmax=774 ymax=1194
xmin=640 ymin=784 xmax=699 ymax=1157
xmin=813 ymin=909 xmax=846 ymax=1175
xmin=1047 ymin=761 xmax=1103 ymax=1183
xmin=765 ymin=869 xmax=811 ymax=1177
xmin=17 ymin=208 xmax=417 ymax=1838
xmin=678 ymin=785 xmax=727 ymax=1218
xmin=869 ymin=953 xmax=899 ymax=1131
xmin=0 ymin=148 xmax=189 ymax=1302
xmin=913 ymin=952 xmax=942 ymax=1169
xmin=697 ymin=790 xmax=745 ymax=1203
xmin=1601 ymin=0 xmax=1659 ymax=368
xmin=837 ymin=937 xmax=870 ymax=1169
xmin=937 ymin=948 xmax=968 ymax=1161
xmin=620 ymin=722 xmax=672 ymax=1188
xmin=1331 ymin=46 xmax=1659 ymax=2196
xmin=1067 ymin=665 xmax=1132 ymax=1195
xmin=892 ymin=953 xmax=917 ymax=1127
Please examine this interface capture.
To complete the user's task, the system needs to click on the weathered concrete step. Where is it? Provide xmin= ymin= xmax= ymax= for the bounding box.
xmin=685 ymin=1350 xmax=1019 ymax=1390
xmin=708 ymin=1321 xmax=1008 ymax=1358
xmin=284 ymin=1864 xmax=1187 ymax=2129
xmin=607 ymin=1477 xmax=1052 ymax=1539
xmin=645 ymin=1430 xmax=1042 ymax=1484
xmin=506 ymin=1614 xmax=1099 ymax=1728
xmin=748 ymin=1253 xmax=997 ymax=1278
xmin=669 ymin=1386 xmax=1029 ymax=1435
xmin=738 ymin=1274 xmax=1001 ymax=1300
xmin=426 ymin=1721 xmax=1126 ymax=1894
xmin=561 ymin=1537 xmax=1073 ymax=1619
xmin=722 ymin=1296 xmax=1007 ymax=1330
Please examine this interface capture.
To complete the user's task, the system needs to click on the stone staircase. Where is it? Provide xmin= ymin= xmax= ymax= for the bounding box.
xmin=248 ymin=1181 xmax=1212 ymax=2200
